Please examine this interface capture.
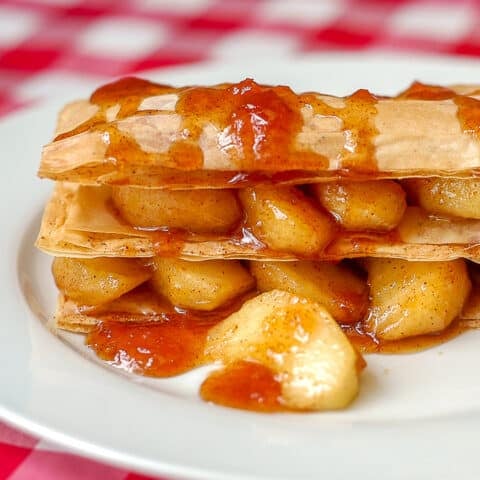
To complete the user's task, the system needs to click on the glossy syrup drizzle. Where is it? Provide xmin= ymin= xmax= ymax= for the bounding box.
xmin=173 ymin=78 xmax=307 ymax=170
xmin=398 ymin=81 xmax=480 ymax=142
xmin=302 ymin=89 xmax=379 ymax=172
xmin=87 ymin=318 xmax=209 ymax=377
xmin=55 ymin=77 xmax=176 ymax=141
xmin=86 ymin=312 xmax=469 ymax=411
xmin=200 ymin=361 xmax=285 ymax=412
xmin=88 ymin=313 xmax=286 ymax=412
xmin=344 ymin=318 xmax=469 ymax=354
xmin=54 ymin=78 xmax=380 ymax=174
xmin=86 ymin=303 xmax=287 ymax=411
xmin=50 ymin=78 xmax=480 ymax=188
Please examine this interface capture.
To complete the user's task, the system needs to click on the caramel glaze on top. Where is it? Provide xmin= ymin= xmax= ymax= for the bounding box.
xmin=54 ymin=77 xmax=381 ymax=175
xmin=302 ymin=88 xmax=379 ymax=172
xmin=398 ymin=81 xmax=480 ymax=140
xmin=174 ymin=79 xmax=306 ymax=170
xmin=55 ymin=77 xmax=313 ymax=172
xmin=53 ymin=78 xmax=480 ymax=178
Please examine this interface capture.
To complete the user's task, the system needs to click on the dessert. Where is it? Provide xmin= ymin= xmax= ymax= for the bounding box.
xmin=36 ymin=77 xmax=480 ymax=412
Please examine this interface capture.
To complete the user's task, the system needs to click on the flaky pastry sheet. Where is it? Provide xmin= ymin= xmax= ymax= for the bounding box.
xmin=38 ymin=79 xmax=480 ymax=187
xmin=36 ymin=183 xmax=480 ymax=261
xmin=54 ymin=286 xmax=174 ymax=332
xmin=54 ymin=290 xmax=480 ymax=334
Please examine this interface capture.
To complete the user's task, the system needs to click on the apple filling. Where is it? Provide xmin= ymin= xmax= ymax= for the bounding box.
xmin=50 ymin=253 xmax=476 ymax=411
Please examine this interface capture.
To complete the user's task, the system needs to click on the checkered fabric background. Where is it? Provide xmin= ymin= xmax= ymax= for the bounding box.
xmin=1 ymin=0 xmax=480 ymax=477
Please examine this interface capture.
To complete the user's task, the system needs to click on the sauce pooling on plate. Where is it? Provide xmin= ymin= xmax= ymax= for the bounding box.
xmin=85 ymin=283 xmax=470 ymax=412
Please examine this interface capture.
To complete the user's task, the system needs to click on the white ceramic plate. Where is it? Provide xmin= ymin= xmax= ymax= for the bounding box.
xmin=3 ymin=53 xmax=480 ymax=480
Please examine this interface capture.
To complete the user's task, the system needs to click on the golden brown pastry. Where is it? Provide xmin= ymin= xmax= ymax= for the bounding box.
xmin=38 ymin=78 xmax=480 ymax=187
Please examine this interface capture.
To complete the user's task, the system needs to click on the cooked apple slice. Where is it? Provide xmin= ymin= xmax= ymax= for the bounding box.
xmin=151 ymin=258 xmax=254 ymax=311
xmin=365 ymin=258 xmax=471 ymax=340
xmin=238 ymin=187 xmax=334 ymax=256
xmin=52 ymin=257 xmax=151 ymax=305
xmin=313 ymin=180 xmax=406 ymax=231
xmin=112 ymin=186 xmax=242 ymax=233
xmin=205 ymin=290 xmax=363 ymax=410
xmin=403 ymin=178 xmax=480 ymax=219
xmin=250 ymin=260 xmax=368 ymax=324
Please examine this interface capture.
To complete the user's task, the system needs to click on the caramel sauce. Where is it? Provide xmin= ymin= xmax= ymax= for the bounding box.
xmin=49 ymin=78 xmax=480 ymax=188
xmin=455 ymin=96 xmax=480 ymax=141
xmin=81 ymin=277 xmax=475 ymax=412
xmin=174 ymin=78 xmax=307 ymax=170
xmin=85 ymin=284 xmax=289 ymax=412
xmin=86 ymin=290 xmax=291 ymax=412
xmin=91 ymin=77 xmax=176 ymax=118
xmin=397 ymin=81 xmax=480 ymax=143
xmin=396 ymin=81 xmax=457 ymax=101
xmin=57 ymin=78 xmax=314 ymax=171
xmin=53 ymin=78 xmax=382 ymax=177
xmin=302 ymin=89 xmax=379 ymax=172
xmin=87 ymin=318 xmax=209 ymax=377
xmin=56 ymin=77 xmax=328 ymax=177
xmin=86 ymin=289 xmax=256 ymax=374
xmin=85 ymin=305 xmax=471 ymax=411
xmin=200 ymin=361 xmax=285 ymax=412
xmin=344 ymin=319 xmax=469 ymax=354
xmin=55 ymin=77 xmax=177 ymax=141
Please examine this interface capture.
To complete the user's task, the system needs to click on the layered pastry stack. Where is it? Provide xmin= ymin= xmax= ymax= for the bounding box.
xmin=36 ymin=77 xmax=480 ymax=412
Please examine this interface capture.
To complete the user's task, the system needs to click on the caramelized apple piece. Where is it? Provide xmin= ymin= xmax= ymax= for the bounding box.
xmin=365 ymin=258 xmax=471 ymax=340
xmin=205 ymin=290 xmax=363 ymax=411
xmin=403 ymin=178 xmax=480 ymax=219
xmin=313 ymin=180 xmax=406 ymax=231
xmin=52 ymin=257 xmax=151 ymax=305
xmin=151 ymin=258 xmax=254 ymax=311
xmin=112 ymin=186 xmax=242 ymax=233
xmin=250 ymin=261 xmax=368 ymax=324
xmin=238 ymin=187 xmax=334 ymax=255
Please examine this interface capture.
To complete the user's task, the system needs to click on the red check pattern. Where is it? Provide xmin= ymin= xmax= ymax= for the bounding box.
xmin=2 ymin=0 xmax=480 ymax=477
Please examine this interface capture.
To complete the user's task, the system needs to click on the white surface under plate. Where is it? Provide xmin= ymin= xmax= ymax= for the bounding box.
xmin=2 ymin=53 xmax=480 ymax=480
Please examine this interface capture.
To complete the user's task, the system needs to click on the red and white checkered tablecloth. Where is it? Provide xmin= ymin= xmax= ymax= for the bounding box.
xmin=2 ymin=0 xmax=480 ymax=478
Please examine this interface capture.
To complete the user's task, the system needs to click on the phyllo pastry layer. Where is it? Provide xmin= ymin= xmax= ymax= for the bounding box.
xmin=39 ymin=78 xmax=480 ymax=187
xmin=37 ymin=180 xmax=480 ymax=261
